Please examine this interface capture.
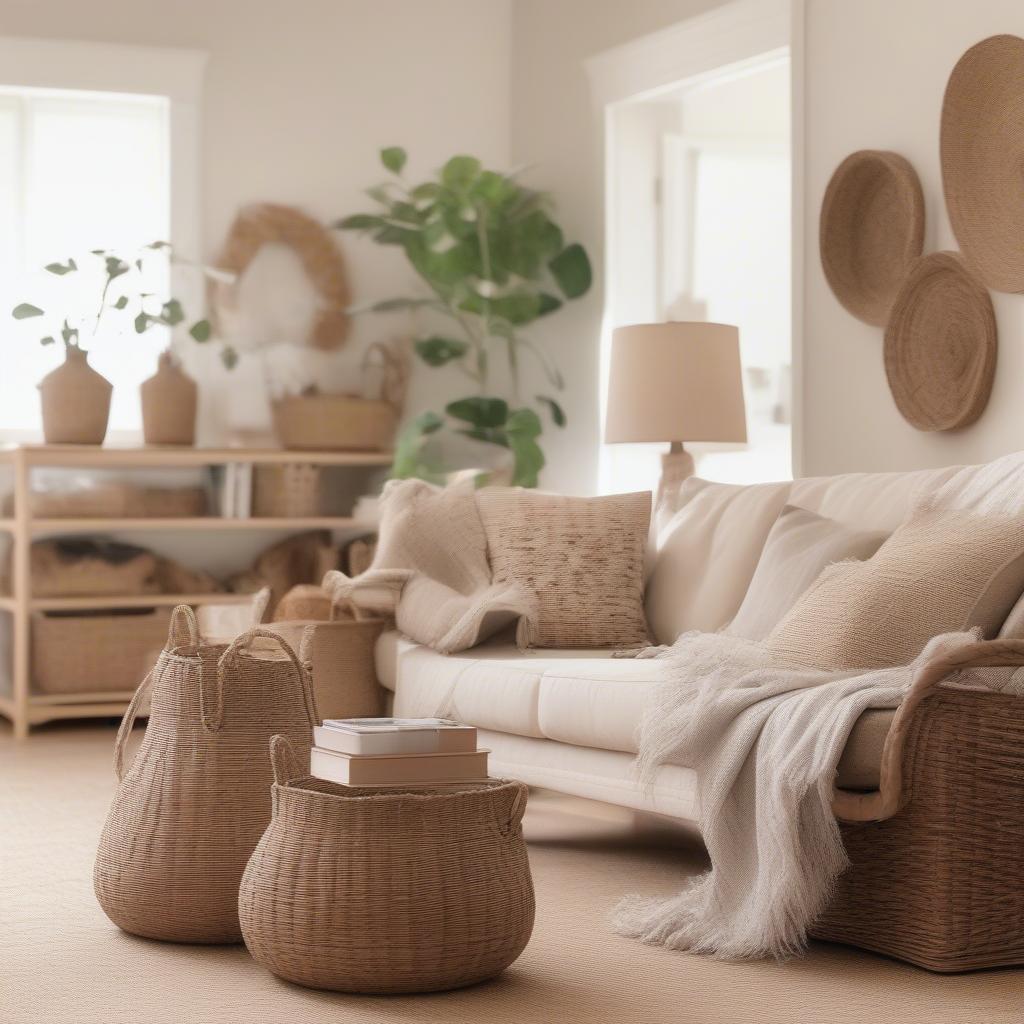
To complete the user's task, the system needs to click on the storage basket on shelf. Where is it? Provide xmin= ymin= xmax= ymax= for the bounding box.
xmin=94 ymin=609 xmax=318 ymax=944
xmin=32 ymin=608 xmax=171 ymax=695
xmin=815 ymin=638 xmax=1024 ymax=971
xmin=264 ymin=601 xmax=386 ymax=721
xmin=239 ymin=735 xmax=535 ymax=993
xmin=252 ymin=464 xmax=322 ymax=518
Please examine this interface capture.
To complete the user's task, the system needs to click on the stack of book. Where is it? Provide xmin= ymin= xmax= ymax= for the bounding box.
xmin=310 ymin=717 xmax=488 ymax=788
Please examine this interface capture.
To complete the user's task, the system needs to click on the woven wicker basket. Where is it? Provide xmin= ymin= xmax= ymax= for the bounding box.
xmin=272 ymin=394 xmax=397 ymax=452
xmin=32 ymin=608 xmax=171 ymax=694
xmin=818 ymin=639 xmax=1024 ymax=971
xmin=252 ymin=464 xmax=322 ymax=518
xmin=94 ymin=609 xmax=318 ymax=944
xmin=240 ymin=735 xmax=534 ymax=993
xmin=264 ymin=608 xmax=385 ymax=720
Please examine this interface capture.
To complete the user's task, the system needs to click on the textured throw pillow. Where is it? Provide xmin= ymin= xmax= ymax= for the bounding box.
xmin=726 ymin=506 xmax=888 ymax=641
xmin=766 ymin=508 xmax=1024 ymax=670
xmin=477 ymin=488 xmax=651 ymax=648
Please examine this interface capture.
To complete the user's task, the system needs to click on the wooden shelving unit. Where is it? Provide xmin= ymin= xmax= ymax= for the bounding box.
xmin=0 ymin=444 xmax=391 ymax=738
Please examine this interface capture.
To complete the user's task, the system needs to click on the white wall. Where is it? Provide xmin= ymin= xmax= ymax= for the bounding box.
xmin=2 ymin=0 xmax=512 ymax=441
xmin=509 ymin=0 xmax=727 ymax=493
xmin=800 ymin=0 xmax=1024 ymax=476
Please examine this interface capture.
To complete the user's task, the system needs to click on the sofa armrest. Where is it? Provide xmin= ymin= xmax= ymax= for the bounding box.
xmin=831 ymin=638 xmax=1024 ymax=822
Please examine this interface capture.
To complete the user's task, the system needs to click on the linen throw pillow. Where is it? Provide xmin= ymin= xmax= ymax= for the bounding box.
xmin=726 ymin=505 xmax=888 ymax=640
xmin=766 ymin=508 xmax=1024 ymax=670
xmin=477 ymin=488 xmax=651 ymax=648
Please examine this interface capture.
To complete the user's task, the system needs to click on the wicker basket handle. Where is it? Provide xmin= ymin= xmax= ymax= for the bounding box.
xmin=113 ymin=670 xmax=153 ymax=781
xmin=210 ymin=629 xmax=320 ymax=733
xmin=832 ymin=638 xmax=1024 ymax=823
xmin=494 ymin=781 xmax=528 ymax=835
xmin=269 ymin=734 xmax=302 ymax=787
xmin=166 ymin=604 xmax=200 ymax=654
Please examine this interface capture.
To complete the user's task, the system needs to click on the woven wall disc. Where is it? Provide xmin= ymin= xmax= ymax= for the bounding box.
xmin=941 ymin=34 xmax=1024 ymax=292
xmin=820 ymin=150 xmax=924 ymax=326
xmin=884 ymin=252 xmax=996 ymax=432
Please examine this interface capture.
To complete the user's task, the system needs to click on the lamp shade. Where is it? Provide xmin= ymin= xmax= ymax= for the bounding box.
xmin=604 ymin=322 xmax=747 ymax=444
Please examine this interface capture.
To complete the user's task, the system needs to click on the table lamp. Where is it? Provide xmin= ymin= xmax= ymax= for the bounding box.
xmin=604 ymin=321 xmax=747 ymax=516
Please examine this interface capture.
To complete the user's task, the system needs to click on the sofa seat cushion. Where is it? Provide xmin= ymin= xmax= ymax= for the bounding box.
xmin=375 ymin=631 xmax=891 ymax=790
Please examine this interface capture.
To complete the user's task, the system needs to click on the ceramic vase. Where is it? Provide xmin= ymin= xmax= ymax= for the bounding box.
xmin=140 ymin=351 xmax=198 ymax=446
xmin=38 ymin=346 xmax=113 ymax=445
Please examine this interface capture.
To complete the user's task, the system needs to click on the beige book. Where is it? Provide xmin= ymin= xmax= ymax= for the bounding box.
xmin=310 ymin=746 xmax=489 ymax=786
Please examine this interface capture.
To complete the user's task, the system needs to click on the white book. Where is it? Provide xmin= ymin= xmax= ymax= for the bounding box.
xmin=316 ymin=718 xmax=477 ymax=756
xmin=235 ymin=462 xmax=252 ymax=519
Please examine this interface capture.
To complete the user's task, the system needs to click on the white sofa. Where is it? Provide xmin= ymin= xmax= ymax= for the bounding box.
xmin=373 ymin=461 xmax=1000 ymax=821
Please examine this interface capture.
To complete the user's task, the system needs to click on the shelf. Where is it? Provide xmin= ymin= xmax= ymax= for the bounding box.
xmin=0 ymin=444 xmax=394 ymax=469
xmin=30 ymin=690 xmax=137 ymax=706
xmin=28 ymin=701 xmax=134 ymax=725
xmin=29 ymin=516 xmax=360 ymax=533
xmin=29 ymin=592 xmax=257 ymax=612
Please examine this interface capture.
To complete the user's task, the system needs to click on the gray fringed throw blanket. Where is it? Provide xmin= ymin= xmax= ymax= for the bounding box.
xmin=613 ymin=628 xmax=1019 ymax=960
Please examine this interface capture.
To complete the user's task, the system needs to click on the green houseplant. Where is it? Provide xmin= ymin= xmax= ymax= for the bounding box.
xmin=12 ymin=243 xmax=212 ymax=444
xmin=337 ymin=148 xmax=592 ymax=486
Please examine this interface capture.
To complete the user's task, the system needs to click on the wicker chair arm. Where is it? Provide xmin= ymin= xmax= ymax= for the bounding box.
xmin=831 ymin=638 xmax=1024 ymax=823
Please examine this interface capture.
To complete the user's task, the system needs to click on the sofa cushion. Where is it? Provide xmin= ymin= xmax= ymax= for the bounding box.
xmin=648 ymin=464 xmax=974 ymax=645
xmin=477 ymin=488 xmax=651 ymax=648
xmin=725 ymin=505 xmax=888 ymax=640
xmin=767 ymin=508 xmax=1024 ymax=670
xmin=377 ymin=631 xmax=892 ymax=790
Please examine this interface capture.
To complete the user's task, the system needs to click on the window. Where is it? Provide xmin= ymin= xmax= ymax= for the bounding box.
xmin=0 ymin=36 xmax=205 ymax=440
xmin=1 ymin=87 xmax=170 ymax=436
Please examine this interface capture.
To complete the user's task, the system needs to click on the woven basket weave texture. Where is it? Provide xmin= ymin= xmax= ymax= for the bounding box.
xmin=93 ymin=608 xmax=318 ymax=943
xmin=239 ymin=735 xmax=535 ymax=993
xmin=814 ymin=687 xmax=1024 ymax=971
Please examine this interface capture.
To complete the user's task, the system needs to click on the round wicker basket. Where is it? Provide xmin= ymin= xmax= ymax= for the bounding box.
xmin=239 ymin=736 xmax=535 ymax=993
xmin=883 ymin=251 xmax=996 ymax=432
xmin=819 ymin=150 xmax=925 ymax=326
xmin=941 ymin=34 xmax=1024 ymax=293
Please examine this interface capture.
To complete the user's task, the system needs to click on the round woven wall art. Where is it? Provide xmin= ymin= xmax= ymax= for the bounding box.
xmin=941 ymin=34 xmax=1024 ymax=292
xmin=819 ymin=150 xmax=924 ymax=326
xmin=884 ymin=251 xmax=996 ymax=432
xmin=211 ymin=203 xmax=351 ymax=350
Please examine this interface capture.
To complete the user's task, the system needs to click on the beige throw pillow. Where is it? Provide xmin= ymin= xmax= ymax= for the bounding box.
xmin=477 ymin=488 xmax=651 ymax=648
xmin=766 ymin=508 xmax=1024 ymax=670
xmin=726 ymin=506 xmax=888 ymax=641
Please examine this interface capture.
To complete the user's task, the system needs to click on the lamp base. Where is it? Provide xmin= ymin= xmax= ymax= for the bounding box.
xmin=654 ymin=441 xmax=696 ymax=533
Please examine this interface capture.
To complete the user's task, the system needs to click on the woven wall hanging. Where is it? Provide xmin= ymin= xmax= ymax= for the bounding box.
xmin=941 ymin=34 xmax=1024 ymax=293
xmin=884 ymin=251 xmax=996 ymax=432
xmin=210 ymin=203 xmax=352 ymax=350
xmin=819 ymin=150 xmax=925 ymax=326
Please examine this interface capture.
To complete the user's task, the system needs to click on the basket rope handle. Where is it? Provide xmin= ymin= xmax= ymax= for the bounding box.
xmin=832 ymin=638 xmax=1024 ymax=823
xmin=210 ymin=628 xmax=320 ymax=733
xmin=269 ymin=734 xmax=302 ymax=787
xmin=113 ymin=670 xmax=153 ymax=781
xmin=166 ymin=604 xmax=200 ymax=653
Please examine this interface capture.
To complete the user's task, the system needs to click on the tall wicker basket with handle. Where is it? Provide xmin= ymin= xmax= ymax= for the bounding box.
xmin=93 ymin=607 xmax=318 ymax=944
xmin=239 ymin=735 xmax=535 ymax=993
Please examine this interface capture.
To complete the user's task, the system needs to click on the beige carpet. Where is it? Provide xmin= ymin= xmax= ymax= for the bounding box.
xmin=1 ymin=723 xmax=1019 ymax=1024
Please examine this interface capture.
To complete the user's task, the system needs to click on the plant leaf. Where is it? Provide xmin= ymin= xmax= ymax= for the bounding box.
xmin=39 ymin=336 xmax=55 ymax=346
xmin=189 ymin=319 xmax=212 ymax=342
xmin=537 ymin=292 xmax=562 ymax=316
xmin=145 ymin=240 xmax=171 ymax=250
xmin=161 ymin=299 xmax=185 ymax=326
xmin=456 ymin=427 xmax=510 ymax=448
xmin=415 ymin=335 xmax=468 ymax=367
xmin=368 ymin=297 xmax=436 ymax=313
xmin=61 ymin=319 xmax=79 ymax=345
xmin=44 ymin=258 xmax=77 ymax=275
xmin=506 ymin=407 xmax=542 ymax=439
xmin=536 ymin=395 xmax=566 ymax=427
xmin=392 ymin=410 xmax=444 ymax=479
xmin=112 ymin=296 xmax=129 ymax=310
xmin=134 ymin=313 xmax=151 ymax=334
xmin=549 ymin=243 xmax=592 ymax=298
xmin=105 ymin=256 xmax=130 ymax=280
xmin=220 ymin=345 xmax=239 ymax=369
xmin=380 ymin=146 xmax=407 ymax=174
xmin=442 ymin=155 xmax=481 ymax=192
xmin=333 ymin=213 xmax=384 ymax=231
xmin=445 ymin=396 xmax=509 ymax=429
xmin=12 ymin=303 xmax=44 ymax=319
